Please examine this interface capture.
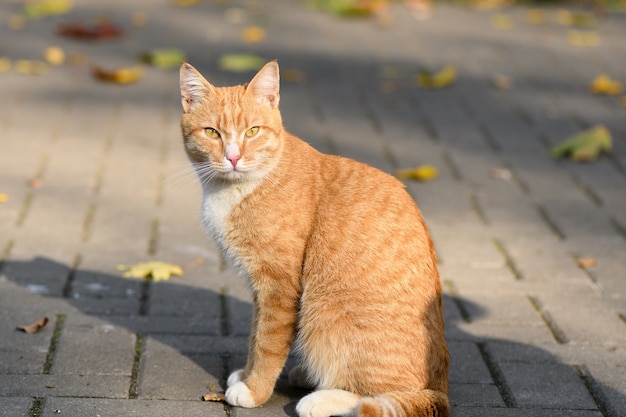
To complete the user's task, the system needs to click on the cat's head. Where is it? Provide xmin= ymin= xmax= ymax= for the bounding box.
xmin=180 ymin=60 xmax=283 ymax=183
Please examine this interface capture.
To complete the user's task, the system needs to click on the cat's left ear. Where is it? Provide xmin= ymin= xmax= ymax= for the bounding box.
xmin=180 ymin=62 xmax=214 ymax=113
xmin=247 ymin=60 xmax=280 ymax=109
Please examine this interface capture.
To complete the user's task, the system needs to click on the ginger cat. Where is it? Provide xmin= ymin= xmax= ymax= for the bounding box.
xmin=179 ymin=60 xmax=450 ymax=417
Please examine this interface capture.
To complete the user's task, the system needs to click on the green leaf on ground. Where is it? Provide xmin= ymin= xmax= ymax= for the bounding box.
xmin=549 ymin=125 xmax=612 ymax=162
xmin=140 ymin=48 xmax=186 ymax=69
xmin=218 ymin=54 xmax=265 ymax=73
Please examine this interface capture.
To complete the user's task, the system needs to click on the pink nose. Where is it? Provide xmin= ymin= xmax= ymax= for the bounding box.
xmin=227 ymin=154 xmax=240 ymax=168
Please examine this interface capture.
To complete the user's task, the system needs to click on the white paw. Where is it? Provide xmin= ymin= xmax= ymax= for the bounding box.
xmin=227 ymin=369 xmax=245 ymax=387
xmin=288 ymin=365 xmax=315 ymax=389
xmin=225 ymin=381 xmax=257 ymax=408
xmin=296 ymin=390 xmax=360 ymax=417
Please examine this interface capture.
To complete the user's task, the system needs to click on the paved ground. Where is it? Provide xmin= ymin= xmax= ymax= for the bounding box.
xmin=1 ymin=0 xmax=625 ymax=416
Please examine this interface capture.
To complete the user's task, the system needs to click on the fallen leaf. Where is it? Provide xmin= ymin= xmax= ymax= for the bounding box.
xmin=492 ymin=73 xmax=513 ymax=90
xmin=310 ymin=0 xmax=387 ymax=18
xmin=557 ymin=9 xmax=596 ymax=28
xmin=0 ymin=193 xmax=8 ymax=203
xmin=490 ymin=14 xmax=514 ymax=30
xmin=568 ymin=30 xmax=600 ymax=47
xmin=132 ymin=11 xmax=148 ymax=27
xmin=202 ymin=392 xmax=226 ymax=402
xmin=117 ymin=261 xmax=184 ymax=281
xmin=577 ymin=257 xmax=597 ymax=269
xmin=44 ymin=46 xmax=65 ymax=66
xmin=172 ymin=0 xmax=200 ymax=6
xmin=140 ymin=48 xmax=186 ymax=69
xmin=490 ymin=168 xmax=512 ymax=181
xmin=8 ymin=15 xmax=26 ymax=30
xmin=525 ymin=8 xmax=546 ymax=25
xmin=590 ymin=74 xmax=623 ymax=96
xmin=14 ymin=60 xmax=48 ymax=75
xmin=27 ymin=178 xmax=44 ymax=188
xmin=218 ymin=54 xmax=265 ymax=73
xmin=395 ymin=164 xmax=439 ymax=181
xmin=92 ymin=66 xmax=144 ymax=85
xmin=24 ymin=0 xmax=73 ymax=19
xmin=467 ymin=0 xmax=511 ymax=10
xmin=17 ymin=317 xmax=49 ymax=334
xmin=57 ymin=19 xmax=124 ymax=41
xmin=241 ymin=25 xmax=266 ymax=43
xmin=415 ymin=66 xmax=456 ymax=89
xmin=549 ymin=124 xmax=612 ymax=162
xmin=281 ymin=68 xmax=306 ymax=83
xmin=0 ymin=58 xmax=11 ymax=73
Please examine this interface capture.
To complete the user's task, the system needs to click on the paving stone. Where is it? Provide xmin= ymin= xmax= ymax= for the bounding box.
xmin=0 ymin=398 xmax=33 ymax=417
xmin=0 ymin=374 xmax=129 ymax=398
xmin=41 ymin=398 xmax=224 ymax=417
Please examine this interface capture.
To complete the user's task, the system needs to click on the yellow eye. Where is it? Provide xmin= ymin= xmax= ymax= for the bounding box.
xmin=245 ymin=126 xmax=259 ymax=138
xmin=204 ymin=128 xmax=220 ymax=139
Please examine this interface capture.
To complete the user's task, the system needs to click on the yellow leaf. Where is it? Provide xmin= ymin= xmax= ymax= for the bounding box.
xmin=92 ymin=66 xmax=144 ymax=85
xmin=241 ymin=25 xmax=266 ymax=43
xmin=549 ymin=125 xmax=612 ymax=162
xmin=621 ymin=96 xmax=626 ymax=108
xmin=415 ymin=66 xmax=456 ymax=89
xmin=0 ymin=193 xmax=8 ymax=203
xmin=525 ymin=9 xmax=546 ymax=25
xmin=44 ymin=46 xmax=65 ymax=66
xmin=490 ymin=14 xmax=514 ymax=30
xmin=557 ymin=9 xmax=596 ymax=28
xmin=117 ymin=261 xmax=184 ymax=282
xmin=395 ymin=165 xmax=439 ymax=181
xmin=568 ymin=30 xmax=600 ymax=47
xmin=140 ymin=48 xmax=186 ymax=69
xmin=24 ymin=0 xmax=73 ymax=19
xmin=0 ymin=58 xmax=11 ymax=73
xmin=172 ymin=0 xmax=199 ymax=6
xmin=14 ymin=60 xmax=48 ymax=75
xmin=590 ymin=74 xmax=623 ymax=95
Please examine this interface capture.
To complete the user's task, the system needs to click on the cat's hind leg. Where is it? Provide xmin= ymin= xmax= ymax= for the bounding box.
xmin=296 ymin=389 xmax=360 ymax=417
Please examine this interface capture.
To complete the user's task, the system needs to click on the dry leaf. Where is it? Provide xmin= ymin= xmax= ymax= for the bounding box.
xmin=577 ymin=257 xmax=597 ymax=269
xmin=24 ymin=0 xmax=73 ymax=19
xmin=241 ymin=26 xmax=266 ymax=43
xmin=117 ymin=261 xmax=184 ymax=282
xmin=14 ymin=60 xmax=48 ymax=75
xmin=490 ymin=14 xmax=514 ymax=30
xmin=395 ymin=165 xmax=439 ymax=181
xmin=27 ymin=178 xmax=44 ymax=188
xmin=202 ymin=392 xmax=226 ymax=402
xmin=44 ymin=46 xmax=65 ymax=66
xmin=525 ymin=9 xmax=546 ymax=25
xmin=415 ymin=66 xmax=456 ymax=89
xmin=557 ymin=9 xmax=596 ymax=28
xmin=549 ymin=125 xmax=612 ymax=162
xmin=0 ymin=58 xmax=11 ymax=73
xmin=8 ymin=15 xmax=26 ymax=30
xmin=140 ymin=48 xmax=185 ymax=69
xmin=590 ymin=74 xmax=623 ymax=96
xmin=17 ymin=317 xmax=49 ymax=334
xmin=92 ymin=66 xmax=143 ymax=85
xmin=568 ymin=30 xmax=600 ymax=47
xmin=281 ymin=68 xmax=306 ymax=83
xmin=0 ymin=193 xmax=8 ymax=203
xmin=58 ymin=19 xmax=124 ymax=41
xmin=218 ymin=54 xmax=265 ymax=73
xmin=492 ymin=73 xmax=513 ymax=90
xmin=490 ymin=168 xmax=512 ymax=181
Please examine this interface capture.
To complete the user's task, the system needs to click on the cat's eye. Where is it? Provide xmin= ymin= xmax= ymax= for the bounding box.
xmin=204 ymin=127 xmax=220 ymax=139
xmin=245 ymin=126 xmax=259 ymax=138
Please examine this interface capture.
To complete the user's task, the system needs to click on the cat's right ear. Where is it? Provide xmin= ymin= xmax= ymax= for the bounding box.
xmin=180 ymin=63 xmax=213 ymax=113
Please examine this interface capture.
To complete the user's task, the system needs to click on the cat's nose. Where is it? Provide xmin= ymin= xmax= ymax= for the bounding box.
xmin=227 ymin=154 xmax=240 ymax=168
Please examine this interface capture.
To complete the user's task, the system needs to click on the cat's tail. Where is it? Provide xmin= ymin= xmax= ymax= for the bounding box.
xmin=357 ymin=389 xmax=450 ymax=417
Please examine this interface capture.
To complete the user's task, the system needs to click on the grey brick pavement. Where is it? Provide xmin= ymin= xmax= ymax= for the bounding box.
xmin=1 ymin=0 xmax=625 ymax=416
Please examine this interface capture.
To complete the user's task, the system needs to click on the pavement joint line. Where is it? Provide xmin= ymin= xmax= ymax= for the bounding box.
xmin=43 ymin=314 xmax=66 ymax=375
xmin=610 ymin=218 xmax=626 ymax=243
xmin=15 ymin=191 xmax=34 ymax=228
xmin=92 ymin=162 xmax=106 ymax=196
xmin=569 ymin=252 xmax=605 ymax=297
xmin=468 ymin=193 xmax=489 ymax=226
xmin=492 ymin=238 xmax=523 ymax=281
xmin=0 ymin=238 xmax=14 ymax=273
xmin=62 ymin=253 xmax=82 ymax=299
xmin=147 ymin=218 xmax=160 ymax=256
xmin=478 ymin=124 xmax=500 ymax=153
xmin=534 ymin=203 xmax=566 ymax=241
xmin=570 ymin=173 xmax=603 ymax=208
xmin=80 ymin=202 xmax=96 ymax=242
xmin=441 ymin=151 xmax=462 ymax=181
xmin=28 ymin=397 xmax=45 ymax=417
xmin=128 ymin=333 xmax=145 ymax=400
xmin=138 ymin=280 xmax=150 ymax=316
xmin=443 ymin=280 xmax=471 ymax=323
xmin=505 ymin=163 xmax=530 ymax=195
xmin=573 ymin=364 xmax=610 ymax=417
xmin=526 ymin=295 xmax=568 ymax=345
xmin=477 ymin=342 xmax=516 ymax=408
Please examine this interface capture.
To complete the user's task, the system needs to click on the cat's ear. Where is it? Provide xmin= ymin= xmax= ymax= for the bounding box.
xmin=180 ymin=62 xmax=214 ymax=113
xmin=246 ymin=60 xmax=280 ymax=109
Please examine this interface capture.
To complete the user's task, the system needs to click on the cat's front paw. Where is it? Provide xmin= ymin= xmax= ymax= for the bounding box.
xmin=227 ymin=369 xmax=245 ymax=387
xmin=225 ymin=381 xmax=257 ymax=408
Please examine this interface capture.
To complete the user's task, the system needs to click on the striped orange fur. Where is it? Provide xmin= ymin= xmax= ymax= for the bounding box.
xmin=180 ymin=61 xmax=450 ymax=417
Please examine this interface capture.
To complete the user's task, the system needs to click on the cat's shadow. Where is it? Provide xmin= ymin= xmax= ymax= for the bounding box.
xmin=1 ymin=256 xmax=622 ymax=417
